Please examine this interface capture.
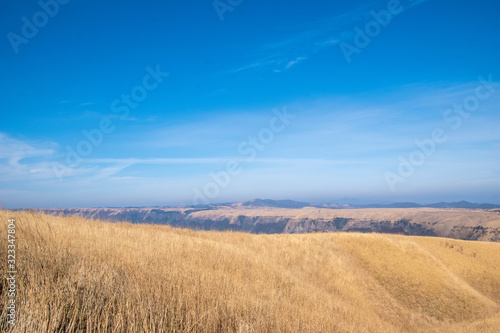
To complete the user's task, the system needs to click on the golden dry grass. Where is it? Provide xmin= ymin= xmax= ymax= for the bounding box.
xmin=1 ymin=210 xmax=499 ymax=332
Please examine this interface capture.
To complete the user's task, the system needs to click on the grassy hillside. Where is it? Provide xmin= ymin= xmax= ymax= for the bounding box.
xmin=1 ymin=210 xmax=500 ymax=332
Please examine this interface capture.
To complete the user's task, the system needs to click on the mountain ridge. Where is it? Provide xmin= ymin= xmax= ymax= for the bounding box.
xmin=236 ymin=199 xmax=500 ymax=210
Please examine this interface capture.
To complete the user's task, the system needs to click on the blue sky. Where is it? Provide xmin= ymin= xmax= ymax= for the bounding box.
xmin=1 ymin=0 xmax=499 ymax=208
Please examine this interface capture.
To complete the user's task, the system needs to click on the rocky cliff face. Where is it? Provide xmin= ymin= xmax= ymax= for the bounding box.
xmin=31 ymin=206 xmax=500 ymax=242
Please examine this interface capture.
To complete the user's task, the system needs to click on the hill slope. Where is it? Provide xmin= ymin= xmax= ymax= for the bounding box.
xmin=1 ymin=210 xmax=500 ymax=332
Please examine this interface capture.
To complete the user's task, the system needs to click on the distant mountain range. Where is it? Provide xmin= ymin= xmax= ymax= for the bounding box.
xmin=352 ymin=201 xmax=500 ymax=210
xmin=210 ymin=199 xmax=500 ymax=210
xmin=241 ymin=199 xmax=311 ymax=209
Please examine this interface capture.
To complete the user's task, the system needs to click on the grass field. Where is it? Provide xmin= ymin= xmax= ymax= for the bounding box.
xmin=1 ymin=210 xmax=500 ymax=332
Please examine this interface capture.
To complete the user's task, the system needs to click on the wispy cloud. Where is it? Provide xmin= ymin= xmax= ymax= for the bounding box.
xmin=0 ymin=133 xmax=55 ymax=167
xmin=1 ymin=76 xmax=497 ymax=194
xmin=279 ymin=56 xmax=308 ymax=71
xmin=0 ymin=132 xmax=368 ymax=184
xmin=232 ymin=57 xmax=278 ymax=73
xmin=0 ymin=133 xmax=61 ymax=182
xmin=232 ymin=0 xmax=429 ymax=73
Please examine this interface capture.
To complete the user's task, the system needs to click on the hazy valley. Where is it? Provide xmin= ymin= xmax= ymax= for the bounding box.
xmin=33 ymin=199 xmax=500 ymax=242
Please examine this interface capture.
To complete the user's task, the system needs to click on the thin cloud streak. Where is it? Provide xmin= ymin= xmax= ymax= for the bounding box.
xmin=232 ymin=0 xmax=429 ymax=73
